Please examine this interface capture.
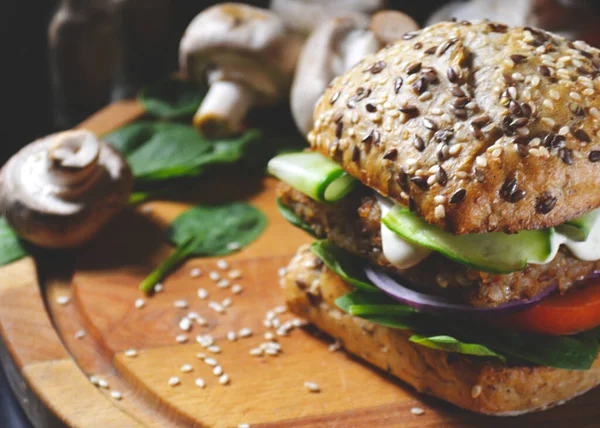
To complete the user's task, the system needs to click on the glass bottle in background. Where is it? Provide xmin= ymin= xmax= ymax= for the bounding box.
xmin=48 ymin=0 xmax=121 ymax=129
xmin=112 ymin=0 xmax=174 ymax=99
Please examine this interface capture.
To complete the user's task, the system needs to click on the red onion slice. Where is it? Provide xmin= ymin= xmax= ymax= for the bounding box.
xmin=364 ymin=266 xmax=558 ymax=318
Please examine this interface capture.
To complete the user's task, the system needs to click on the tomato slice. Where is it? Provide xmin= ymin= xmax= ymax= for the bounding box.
xmin=491 ymin=279 xmax=600 ymax=336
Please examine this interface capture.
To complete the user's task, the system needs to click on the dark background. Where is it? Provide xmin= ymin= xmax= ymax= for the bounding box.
xmin=1 ymin=1 xmax=600 ymax=427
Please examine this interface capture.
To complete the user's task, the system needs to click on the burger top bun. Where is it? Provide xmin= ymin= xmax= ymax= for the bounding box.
xmin=309 ymin=20 xmax=600 ymax=234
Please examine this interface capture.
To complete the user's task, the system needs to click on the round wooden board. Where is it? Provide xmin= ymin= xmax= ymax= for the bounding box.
xmin=2 ymin=102 xmax=600 ymax=428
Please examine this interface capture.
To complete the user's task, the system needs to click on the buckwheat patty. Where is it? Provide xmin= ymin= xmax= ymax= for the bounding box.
xmin=309 ymin=21 xmax=600 ymax=235
xmin=277 ymin=182 xmax=600 ymax=307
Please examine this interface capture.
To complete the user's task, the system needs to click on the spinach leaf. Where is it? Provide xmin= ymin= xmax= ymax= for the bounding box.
xmin=0 ymin=218 xmax=27 ymax=266
xmin=107 ymin=122 xmax=261 ymax=182
xmin=126 ymin=123 xmax=211 ymax=180
xmin=167 ymin=203 xmax=267 ymax=256
xmin=409 ymin=335 xmax=506 ymax=362
xmin=140 ymin=202 xmax=267 ymax=293
xmin=449 ymin=323 xmax=598 ymax=370
xmin=276 ymin=197 xmax=318 ymax=237
xmin=103 ymin=121 xmax=156 ymax=155
xmin=310 ymin=240 xmax=377 ymax=292
xmin=138 ymin=78 xmax=203 ymax=119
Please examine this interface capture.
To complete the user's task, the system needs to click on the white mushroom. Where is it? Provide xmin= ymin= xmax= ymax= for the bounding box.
xmin=269 ymin=0 xmax=386 ymax=35
xmin=0 ymin=129 xmax=132 ymax=248
xmin=179 ymin=3 xmax=302 ymax=137
xmin=290 ymin=11 xmax=418 ymax=135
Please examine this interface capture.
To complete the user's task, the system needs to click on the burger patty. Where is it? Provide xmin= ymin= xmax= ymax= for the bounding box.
xmin=277 ymin=182 xmax=600 ymax=307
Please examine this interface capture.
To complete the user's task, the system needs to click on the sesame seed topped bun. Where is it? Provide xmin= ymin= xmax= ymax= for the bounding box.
xmin=308 ymin=20 xmax=600 ymax=235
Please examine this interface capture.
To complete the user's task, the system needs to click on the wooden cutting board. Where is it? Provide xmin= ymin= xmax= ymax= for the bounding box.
xmin=1 ymin=101 xmax=600 ymax=428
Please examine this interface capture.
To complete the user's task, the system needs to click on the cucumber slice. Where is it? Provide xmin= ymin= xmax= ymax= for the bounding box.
xmin=267 ymin=152 xmax=356 ymax=203
xmin=382 ymin=207 xmax=552 ymax=274
xmin=556 ymin=209 xmax=600 ymax=242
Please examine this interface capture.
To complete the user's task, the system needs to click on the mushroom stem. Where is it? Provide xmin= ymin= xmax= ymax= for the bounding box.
xmin=339 ymin=29 xmax=380 ymax=71
xmin=193 ymin=80 xmax=254 ymax=137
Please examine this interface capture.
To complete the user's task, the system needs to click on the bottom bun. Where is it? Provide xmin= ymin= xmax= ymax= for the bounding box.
xmin=281 ymin=245 xmax=600 ymax=416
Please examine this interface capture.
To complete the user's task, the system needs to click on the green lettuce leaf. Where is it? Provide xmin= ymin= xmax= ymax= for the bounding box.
xmin=409 ymin=335 xmax=506 ymax=362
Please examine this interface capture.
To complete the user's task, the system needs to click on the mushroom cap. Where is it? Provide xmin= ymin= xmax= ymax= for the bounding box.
xmin=179 ymin=3 xmax=302 ymax=102
xmin=290 ymin=10 xmax=419 ymax=135
xmin=309 ymin=20 xmax=600 ymax=234
xmin=0 ymin=130 xmax=133 ymax=248
xmin=290 ymin=13 xmax=377 ymax=135
xmin=270 ymin=0 xmax=386 ymax=35
xmin=369 ymin=10 xmax=419 ymax=46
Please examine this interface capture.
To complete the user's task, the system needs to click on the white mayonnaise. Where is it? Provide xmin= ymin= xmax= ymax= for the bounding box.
xmin=544 ymin=215 xmax=600 ymax=262
xmin=377 ymin=196 xmax=432 ymax=269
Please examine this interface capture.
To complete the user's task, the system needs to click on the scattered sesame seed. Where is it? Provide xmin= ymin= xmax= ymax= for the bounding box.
xmin=213 ymin=365 xmax=223 ymax=376
xmin=98 ymin=379 xmax=109 ymax=389
xmin=250 ymin=348 xmax=263 ymax=356
xmin=411 ymin=407 xmax=425 ymax=415
xmin=228 ymin=270 xmax=242 ymax=279
xmin=471 ymin=385 xmax=482 ymax=398
xmin=231 ymin=284 xmax=243 ymax=295
xmin=134 ymin=298 xmax=145 ymax=309
xmin=222 ymin=298 xmax=232 ymax=308
xmin=196 ymin=352 xmax=206 ymax=359
xmin=197 ymin=334 xmax=214 ymax=348
xmin=195 ymin=378 xmax=206 ymax=388
xmin=204 ymin=357 xmax=218 ymax=366
xmin=168 ymin=377 xmax=181 ymax=387
xmin=216 ymin=260 xmax=229 ymax=270
xmin=264 ymin=331 xmax=275 ymax=341
xmin=227 ymin=242 xmax=241 ymax=251
xmin=274 ymin=306 xmax=287 ymax=315
xmin=209 ymin=271 xmax=221 ymax=281
xmin=190 ymin=268 xmax=202 ymax=278
xmin=75 ymin=330 xmax=86 ymax=340
xmin=265 ymin=348 xmax=279 ymax=356
xmin=329 ymin=340 xmax=342 ymax=352
xmin=174 ymin=300 xmax=188 ymax=309
xmin=124 ymin=349 xmax=138 ymax=358
xmin=56 ymin=296 xmax=70 ymax=306
xmin=154 ymin=283 xmax=163 ymax=293
xmin=176 ymin=334 xmax=188 ymax=344
xmin=197 ymin=288 xmax=208 ymax=300
xmin=179 ymin=317 xmax=192 ymax=332
xmin=238 ymin=424 xmax=249 ymax=428
xmin=181 ymin=364 xmax=193 ymax=373
xmin=238 ymin=328 xmax=253 ymax=338
xmin=208 ymin=345 xmax=221 ymax=354
xmin=304 ymin=381 xmax=320 ymax=393
xmin=292 ymin=319 xmax=305 ymax=328
xmin=110 ymin=391 xmax=123 ymax=400
xmin=227 ymin=331 xmax=237 ymax=342
xmin=569 ymin=92 xmax=582 ymax=101
xmin=219 ymin=374 xmax=230 ymax=385
xmin=90 ymin=376 xmax=100 ymax=386
xmin=208 ymin=301 xmax=225 ymax=314
xmin=217 ymin=279 xmax=230 ymax=289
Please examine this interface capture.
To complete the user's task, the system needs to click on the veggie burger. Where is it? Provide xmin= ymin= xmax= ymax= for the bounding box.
xmin=268 ymin=20 xmax=600 ymax=415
